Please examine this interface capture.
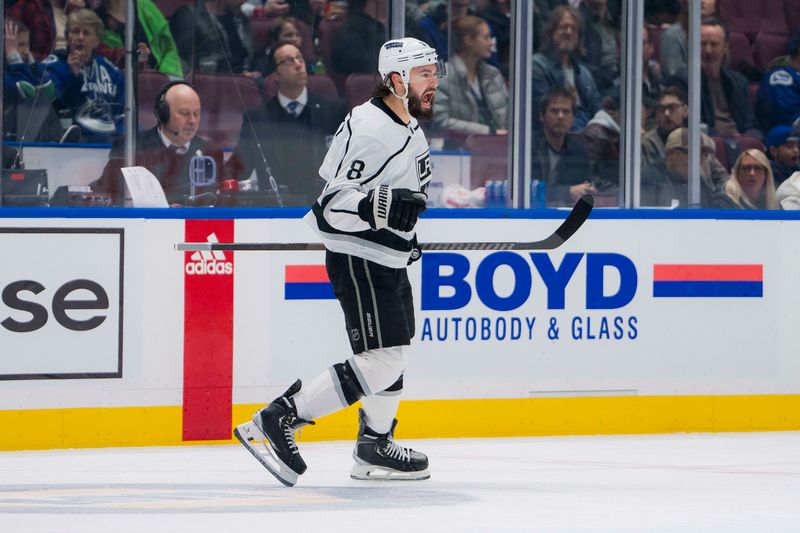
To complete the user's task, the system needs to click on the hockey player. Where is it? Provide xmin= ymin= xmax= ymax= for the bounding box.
xmin=234 ymin=37 xmax=445 ymax=487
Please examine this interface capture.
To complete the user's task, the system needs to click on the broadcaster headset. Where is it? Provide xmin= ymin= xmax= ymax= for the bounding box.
xmin=154 ymin=80 xmax=195 ymax=126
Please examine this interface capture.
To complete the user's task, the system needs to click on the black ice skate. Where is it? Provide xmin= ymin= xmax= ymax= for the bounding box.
xmin=350 ymin=408 xmax=430 ymax=481
xmin=233 ymin=379 xmax=314 ymax=487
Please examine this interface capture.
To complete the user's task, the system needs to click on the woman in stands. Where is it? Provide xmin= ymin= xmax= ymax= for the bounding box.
xmin=431 ymin=15 xmax=508 ymax=136
xmin=252 ymin=16 xmax=316 ymax=76
xmin=720 ymin=149 xmax=780 ymax=209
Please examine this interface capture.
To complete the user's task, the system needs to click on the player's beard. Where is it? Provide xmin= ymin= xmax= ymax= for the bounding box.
xmin=408 ymin=89 xmax=434 ymax=120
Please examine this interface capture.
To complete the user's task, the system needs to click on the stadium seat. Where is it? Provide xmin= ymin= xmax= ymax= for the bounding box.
xmin=318 ymin=18 xmax=346 ymax=92
xmin=718 ymin=0 xmax=762 ymax=39
xmin=784 ymin=0 xmax=800 ymax=33
xmin=465 ymin=134 xmax=509 ymax=189
xmin=759 ymin=0 xmax=789 ymax=35
xmin=192 ymin=73 xmax=263 ymax=148
xmin=752 ymin=32 xmax=789 ymax=71
xmin=713 ymin=134 xmax=767 ymax=172
xmin=344 ymin=74 xmax=380 ymax=110
xmin=137 ymin=70 xmax=171 ymax=130
xmin=727 ymin=32 xmax=754 ymax=75
xmin=262 ymin=73 xmax=339 ymax=101
xmin=157 ymin=0 xmax=193 ymax=19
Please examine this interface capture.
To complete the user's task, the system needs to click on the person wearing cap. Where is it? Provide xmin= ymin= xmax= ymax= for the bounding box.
xmin=765 ymin=125 xmax=800 ymax=187
xmin=756 ymin=32 xmax=800 ymax=134
xmin=641 ymin=126 xmax=734 ymax=208
xmin=719 ymin=149 xmax=780 ymax=210
xmin=233 ymin=37 xmax=443 ymax=487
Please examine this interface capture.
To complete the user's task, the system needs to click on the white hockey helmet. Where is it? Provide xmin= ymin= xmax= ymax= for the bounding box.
xmin=378 ymin=38 xmax=445 ymax=111
xmin=378 ymin=38 xmax=444 ymax=86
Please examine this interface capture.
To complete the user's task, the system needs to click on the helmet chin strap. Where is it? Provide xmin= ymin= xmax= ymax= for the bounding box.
xmin=388 ymin=75 xmax=410 ymax=113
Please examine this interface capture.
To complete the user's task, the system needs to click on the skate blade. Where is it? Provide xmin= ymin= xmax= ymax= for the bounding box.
xmin=350 ymin=463 xmax=431 ymax=481
xmin=233 ymin=421 xmax=299 ymax=487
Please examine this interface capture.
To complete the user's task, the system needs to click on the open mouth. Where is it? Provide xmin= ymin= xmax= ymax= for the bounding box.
xmin=422 ymin=92 xmax=434 ymax=107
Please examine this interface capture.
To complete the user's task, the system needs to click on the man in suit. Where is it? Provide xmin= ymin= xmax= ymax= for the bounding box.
xmin=226 ymin=42 xmax=347 ymax=205
xmin=91 ymin=81 xmax=224 ymax=206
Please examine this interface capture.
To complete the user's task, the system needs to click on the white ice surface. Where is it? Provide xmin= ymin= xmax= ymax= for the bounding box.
xmin=1 ymin=432 xmax=799 ymax=532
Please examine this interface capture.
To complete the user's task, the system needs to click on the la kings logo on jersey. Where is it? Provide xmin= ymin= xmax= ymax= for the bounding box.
xmin=416 ymin=151 xmax=432 ymax=187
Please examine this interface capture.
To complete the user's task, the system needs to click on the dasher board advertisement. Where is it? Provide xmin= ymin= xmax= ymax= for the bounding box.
xmin=0 ymin=228 xmax=124 ymax=380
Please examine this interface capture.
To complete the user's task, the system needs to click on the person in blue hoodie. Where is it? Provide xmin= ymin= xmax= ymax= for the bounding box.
xmin=42 ymin=8 xmax=124 ymax=143
xmin=755 ymin=33 xmax=800 ymax=135
xmin=3 ymin=18 xmax=70 ymax=143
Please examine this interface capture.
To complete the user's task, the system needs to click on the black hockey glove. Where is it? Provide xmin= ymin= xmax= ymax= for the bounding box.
xmin=358 ymin=185 xmax=427 ymax=232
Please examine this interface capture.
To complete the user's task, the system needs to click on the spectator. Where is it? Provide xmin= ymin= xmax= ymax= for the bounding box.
xmin=91 ymin=81 xmax=225 ymax=206
xmin=431 ymin=16 xmax=508 ymax=136
xmin=755 ymin=33 xmax=800 ymax=134
xmin=242 ymin=0 xmax=326 ymax=30
xmin=642 ymin=86 xmax=687 ymax=167
xmin=226 ymin=43 xmax=347 ymax=204
xmin=579 ymin=0 xmax=619 ymax=92
xmin=415 ymin=0 xmax=471 ymax=61
xmin=658 ymin=0 xmax=687 ymax=78
xmin=97 ymin=0 xmax=184 ymax=78
xmin=478 ymin=0 xmax=511 ymax=77
xmin=765 ymin=125 xmax=800 ymax=187
xmin=776 ymin=171 xmax=800 ymax=209
xmin=532 ymin=87 xmax=595 ymax=206
xmin=719 ymin=149 xmax=779 ymax=209
xmin=3 ymin=19 xmax=71 ymax=143
xmin=579 ymin=107 xmax=621 ymax=197
xmin=698 ymin=17 xmax=759 ymax=137
xmin=532 ymin=5 xmax=601 ymax=131
xmin=609 ymin=23 xmax=663 ymax=126
xmin=641 ymin=127 xmax=734 ymax=207
xmin=6 ymin=0 xmax=85 ymax=61
xmin=331 ymin=0 xmax=387 ymax=75
xmin=171 ymin=0 xmax=256 ymax=74
xmin=42 ymin=8 xmax=124 ymax=142
xmin=701 ymin=0 xmax=718 ymax=17
xmin=251 ymin=16 xmax=310 ymax=76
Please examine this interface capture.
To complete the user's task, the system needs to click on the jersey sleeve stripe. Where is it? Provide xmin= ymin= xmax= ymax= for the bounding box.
xmin=333 ymin=117 xmax=354 ymax=179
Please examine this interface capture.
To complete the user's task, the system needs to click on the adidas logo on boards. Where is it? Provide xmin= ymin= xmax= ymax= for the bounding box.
xmin=184 ymin=233 xmax=233 ymax=275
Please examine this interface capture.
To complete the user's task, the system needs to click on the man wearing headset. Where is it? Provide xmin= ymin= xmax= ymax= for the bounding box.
xmin=91 ymin=81 xmax=225 ymax=206
xmin=234 ymin=38 xmax=445 ymax=487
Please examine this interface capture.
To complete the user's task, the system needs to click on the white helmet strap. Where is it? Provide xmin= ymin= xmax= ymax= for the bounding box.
xmin=387 ymin=73 xmax=410 ymax=113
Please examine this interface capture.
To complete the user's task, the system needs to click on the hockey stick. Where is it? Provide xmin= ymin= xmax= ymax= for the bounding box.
xmin=175 ymin=194 xmax=593 ymax=253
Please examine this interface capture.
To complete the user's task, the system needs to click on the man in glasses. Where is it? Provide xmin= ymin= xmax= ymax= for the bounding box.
xmin=227 ymin=42 xmax=347 ymax=205
xmin=642 ymin=86 xmax=688 ymax=167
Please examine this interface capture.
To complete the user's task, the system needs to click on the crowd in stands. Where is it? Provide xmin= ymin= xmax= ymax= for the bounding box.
xmin=3 ymin=0 xmax=800 ymax=209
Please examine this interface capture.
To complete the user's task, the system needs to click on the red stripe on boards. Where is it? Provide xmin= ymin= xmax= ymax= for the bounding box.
xmin=183 ymin=220 xmax=234 ymax=441
xmin=285 ymin=264 xmax=329 ymax=283
xmin=653 ymin=264 xmax=762 ymax=282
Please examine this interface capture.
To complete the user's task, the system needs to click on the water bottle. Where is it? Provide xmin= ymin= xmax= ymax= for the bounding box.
xmin=530 ymin=179 xmax=546 ymax=209
xmin=498 ymin=179 xmax=507 ymax=208
xmin=485 ymin=180 xmax=496 ymax=208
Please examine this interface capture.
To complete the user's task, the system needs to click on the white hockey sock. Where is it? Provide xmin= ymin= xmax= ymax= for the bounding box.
xmin=360 ymin=392 xmax=402 ymax=435
xmin=292 ymin=370 xmax=347 ymax=421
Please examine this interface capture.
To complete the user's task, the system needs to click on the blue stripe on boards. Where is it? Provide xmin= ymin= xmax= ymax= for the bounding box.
xmin=284 ymin=282 xmax=335 ymax=300
xmin=653 ymin=281 xmax=763 ymax=297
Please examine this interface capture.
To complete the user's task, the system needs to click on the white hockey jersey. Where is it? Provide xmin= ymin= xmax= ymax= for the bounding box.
xmin=304 ymin=97 xmax=433 ymax=268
